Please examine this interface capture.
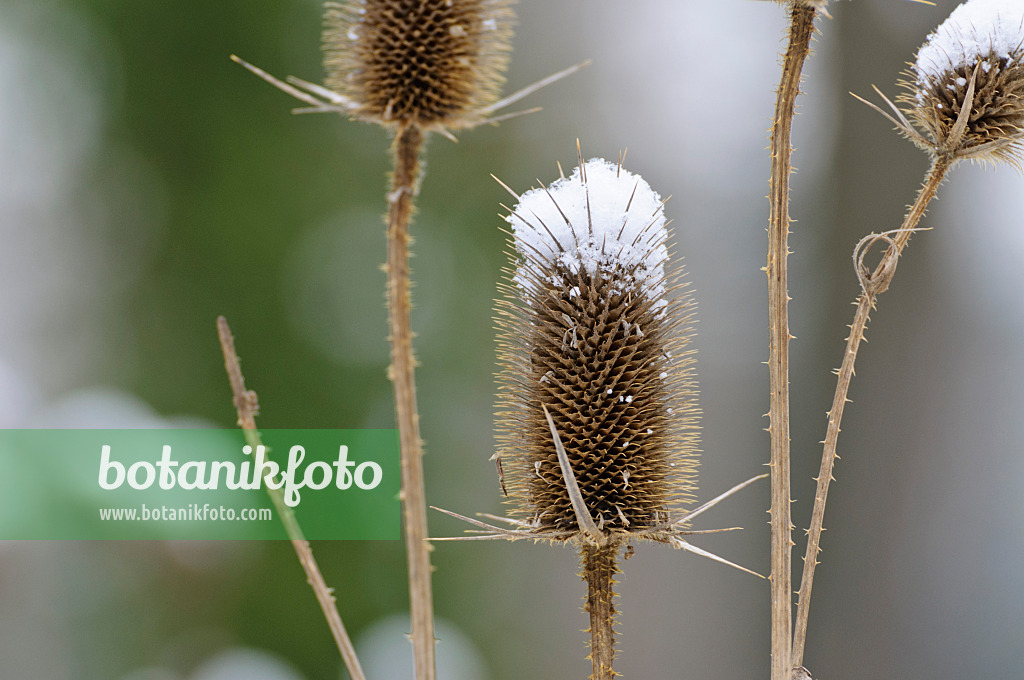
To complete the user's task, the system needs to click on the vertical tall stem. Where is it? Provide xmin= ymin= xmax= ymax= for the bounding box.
xmin=582 ymin=543 xmax=619 ymax=680
xmin=387 ymin=123 xmax=436 ymax=680
xmin=791 ymin=156 xmax=952 ymax=670
xmin=767 ymin=4 xmax=817 ymax=679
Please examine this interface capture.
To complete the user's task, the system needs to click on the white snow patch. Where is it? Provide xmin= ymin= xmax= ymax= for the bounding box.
xmin=915 ymin=0 xmax=1024 ymax=85
xmin=508 ymin=158 xmax=668 ymax=304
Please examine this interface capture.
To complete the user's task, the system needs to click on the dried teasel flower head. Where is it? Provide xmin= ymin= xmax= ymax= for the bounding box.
xmin=900 ymin=0 xmax=1024 ymax=164
xmin=233 ymin=3 xmax=586 ymax=140
xmin=493 ymin=153 xmax=700 ymax=546
xmin=322 ymin=0 xmax=515 ymax=130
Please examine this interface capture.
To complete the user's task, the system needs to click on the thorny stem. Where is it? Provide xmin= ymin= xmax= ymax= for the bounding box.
xmin=583 ymin=543 xmax=620 ymax=680
xmin=767 ymin=4 xmax=816 ymax=679
xmin=387 ymin=123 xmax=436 ymax=680
xmin=791 ymin=155 xmax=953 ymax=670
xmin=216 ymin=316 xmax=368 ymax=680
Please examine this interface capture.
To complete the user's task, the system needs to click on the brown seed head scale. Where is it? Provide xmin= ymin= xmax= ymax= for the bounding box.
xmin=493 ymin=155 xmax=700 ymax=546
xmin=895 ymin=0 xmax=1024 ymax=165
xmin=323 ymin=0 xmax=515 ymax=130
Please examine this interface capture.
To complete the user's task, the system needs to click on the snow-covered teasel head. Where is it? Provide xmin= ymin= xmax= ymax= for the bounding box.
xmin=493 ymin=154 xmax=699 ymax=542
xmin=507 ymin=158 xmax=671 ymax=314
xmin=904 ymin=0 xmax=1024 ymax=163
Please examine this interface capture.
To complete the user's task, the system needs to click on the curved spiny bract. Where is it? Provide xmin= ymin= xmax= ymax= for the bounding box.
xmin=494 ymin=158 xmax=699 ymax=544
xmin=323 ymin=0 xmax=515 ymax=130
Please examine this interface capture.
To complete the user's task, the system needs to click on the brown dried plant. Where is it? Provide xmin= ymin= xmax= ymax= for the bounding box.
xmin=220 ymin=2 xmax=1024 ymax=680
xmin=436 ymin=149 xmax=763 ymax=680
xmin=231 ymin=3 xmax=584 ymax=680
xmin=765 ymin=3 xmax=820 ymax=678
xmin=321 ymin=0 xmax=515 ymax=131
xmin=793 ymin=2 xmax=1024 ymax=677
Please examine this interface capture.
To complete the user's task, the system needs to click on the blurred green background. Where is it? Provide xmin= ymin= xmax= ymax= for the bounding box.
xmin=2 ymin=0 xmax=1023 ymax=678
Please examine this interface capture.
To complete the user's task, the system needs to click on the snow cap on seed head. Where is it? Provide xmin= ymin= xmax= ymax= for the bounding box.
xmin=507 ymin=158 xmax=670 ymax=312
xmin=494 ymin=154 xmax=699 ymax=542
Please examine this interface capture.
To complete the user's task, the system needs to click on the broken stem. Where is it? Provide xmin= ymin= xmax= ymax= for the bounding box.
xmin=216 ymin=316 xmax=367 ymax=680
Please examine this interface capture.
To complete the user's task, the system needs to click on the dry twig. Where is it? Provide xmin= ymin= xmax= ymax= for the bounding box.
xmin=216 ymin=316 xmax=367 ymax=680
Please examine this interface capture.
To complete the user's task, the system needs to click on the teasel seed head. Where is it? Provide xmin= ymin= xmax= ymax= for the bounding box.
xmin=494 ymin=154 xmax=700 ymax=544
xmin=322 ymin=0 xmax=515 ymax=131
xmin=902 ymin=0 xmax=1024 ymax=164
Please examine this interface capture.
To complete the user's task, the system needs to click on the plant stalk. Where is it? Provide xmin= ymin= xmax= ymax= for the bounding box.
xmin=791 ymin=156 xmax=952 ymax=670
xmin=767 ymin=4 xmax=817 ymax=679
xmin=216 ymin=316 xmax=368 ymax=680
xmin=582 ymin=543 xmax=619 ymax=680
xmin=387 ymin=123 xmax=436 ymax=680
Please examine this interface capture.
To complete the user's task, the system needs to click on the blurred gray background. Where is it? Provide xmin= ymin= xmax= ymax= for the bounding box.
xmin=1 ymin=0 xmax=1022 ymax=678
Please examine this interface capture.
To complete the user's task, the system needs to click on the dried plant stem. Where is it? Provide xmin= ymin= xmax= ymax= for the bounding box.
xmin=791 ymin=155 xmax=953 ymax=669
xmin=386 ymin=123 xmax=436 ymax=680
xmin=767 ymin=4 xmax=817 ymax=679
xmin=582 ymin=543 xmax=619 ymax=680
xmin=216 ymin=316 xmax=367 ymax=680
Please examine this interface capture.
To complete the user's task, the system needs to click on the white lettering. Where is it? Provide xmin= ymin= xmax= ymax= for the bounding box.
xmin=98 ymin=445 xmax=125 ymax=489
